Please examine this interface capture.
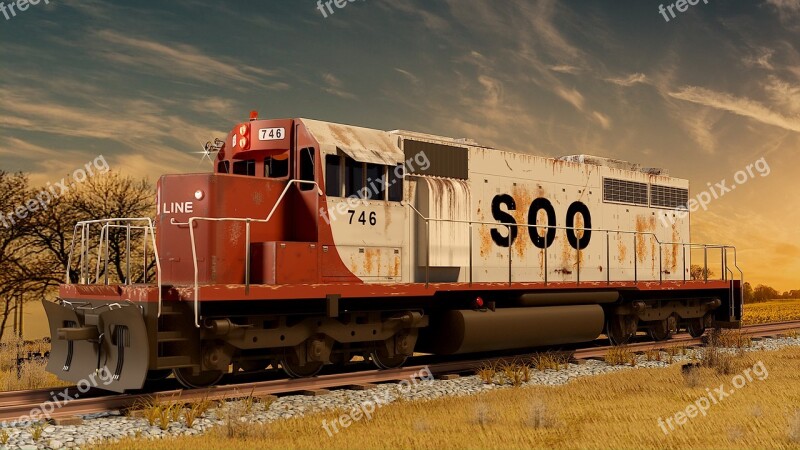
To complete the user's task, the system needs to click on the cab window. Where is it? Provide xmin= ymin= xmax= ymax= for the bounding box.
xmin=233 ymin=160 xmax=255 ymax=176
xmin=345 ymin=157 xmax=364 ymax=198
xmin=264 ymin=155 xmax=289 ymax=178
xmin=217 ymin=161 xmax=231 ymax=174
xmin=325 ymin=154 xmax=342 ymax=197
xmin=299 ymin=147 xmax=315 ymax=191
xmin=366 ymin=163 xmax=385 ymax=200
xmin=388 ymin=163 xmax=403 ymax=202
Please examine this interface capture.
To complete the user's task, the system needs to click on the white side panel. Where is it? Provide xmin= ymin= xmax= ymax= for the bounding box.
xmin=415 ymin=177 xmax=471 ymax=267
xmin=336 ymin=246 xmax=402 ymax=280
xmin=464 ymin=148 xmax=691 ymax=283
xmin=326 ymin=198 xmax=406 ymax=283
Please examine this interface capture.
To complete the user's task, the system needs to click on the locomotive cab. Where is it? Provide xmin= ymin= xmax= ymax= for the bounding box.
xmin=157 ymin=115 xmax=328 ymax=286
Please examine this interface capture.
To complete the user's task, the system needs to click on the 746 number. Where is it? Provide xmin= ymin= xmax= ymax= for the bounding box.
xmin=348 ymin=210 xmax=377 ymax=226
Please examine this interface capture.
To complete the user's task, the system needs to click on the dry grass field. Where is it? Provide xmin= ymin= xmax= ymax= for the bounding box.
xmin=99 ymin=346 xmax=800 ymax=450
xmin=0 ymin=336 xmax=67 ymax=391
xmin=743 ymin=299 xmax=800 ymax=325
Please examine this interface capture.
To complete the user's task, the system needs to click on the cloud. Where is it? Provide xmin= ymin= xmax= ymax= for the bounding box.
xmin=606 ymin=73 xmax=647 ymax=87
xmin=93 ymin=30 xmax=289 ymax=90
xmin=591 ymin=111 xmax=612 ymax=130
xmin=0 ymin=138 xmax=59 ymax=159
xmin=555 ymin=86 xmax=586 ymax=111
xmin=668 ymin=86 xmax=800 ymax=133
xmin=549 ymin=65 xmax=581 ymax=74
xmin=185 ymin=96 xmax=243 ymax=122
xmin=765 ymin=0 xmax=800 ymax=20
xmin=477 ymin=76 xmax=503 ymax=107
xmin=743 ymin=48 xmax=775 ymax=70
xmin=680 ymin=108 xmax=718 ymax=153
xmin=394 ymin=68 xmax=421 ymax=86
xmin=764 ymin=76 xmax=800 ymax=114
xmin=321 ymin=73 xmax=357 ymax=99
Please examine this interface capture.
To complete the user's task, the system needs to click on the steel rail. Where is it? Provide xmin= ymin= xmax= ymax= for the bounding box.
xmin=2 ymin=320 xmax=798 ymax=423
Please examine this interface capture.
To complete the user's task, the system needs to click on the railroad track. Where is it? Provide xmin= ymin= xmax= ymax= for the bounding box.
xmin=2 ymin=320 xmax=798 ymax=424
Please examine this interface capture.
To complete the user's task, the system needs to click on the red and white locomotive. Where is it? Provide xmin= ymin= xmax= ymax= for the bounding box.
xmin=44 ymin=113 xmax=743 ymax=391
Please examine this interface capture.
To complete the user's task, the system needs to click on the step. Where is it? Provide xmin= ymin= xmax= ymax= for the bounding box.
xmin=157 ymin=331 xmax=189 ymax=342
xmin=158 ymin=307 xmax=184 ymax=316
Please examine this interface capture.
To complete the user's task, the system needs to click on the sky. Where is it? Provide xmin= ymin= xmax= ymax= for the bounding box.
xmin=1 ymin=0 xmax=799 ymax=303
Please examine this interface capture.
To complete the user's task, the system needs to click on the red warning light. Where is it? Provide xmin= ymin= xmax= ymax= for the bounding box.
xmin=249 ymin=110 xmax=259 ymax=121
xmin=475 ymin=297 xmax=484 ymax=308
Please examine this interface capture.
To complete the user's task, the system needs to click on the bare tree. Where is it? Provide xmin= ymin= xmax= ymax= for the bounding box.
xmin=0 ymin=171 xmax=156 ymax=341
xmin=27 ymin=171 xmax=156 ymax=291
xmin=0 ymin=172 xmax=36 ymax=342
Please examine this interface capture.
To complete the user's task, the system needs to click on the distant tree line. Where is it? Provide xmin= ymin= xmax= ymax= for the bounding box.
xmin=742 ymin=282 xmax=800 ymax=304
xmin=689 ymin=265 xmax=795 ymax=304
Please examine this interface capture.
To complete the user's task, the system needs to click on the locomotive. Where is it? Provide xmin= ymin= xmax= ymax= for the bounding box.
xmin=43 ymin=113 xmax=743 ymax=392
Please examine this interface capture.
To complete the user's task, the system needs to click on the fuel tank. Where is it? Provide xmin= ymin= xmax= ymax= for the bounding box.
xmin=420 ymin=305 xmax=605 ymax=355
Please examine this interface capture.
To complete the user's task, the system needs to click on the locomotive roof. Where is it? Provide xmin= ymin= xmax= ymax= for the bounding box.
xmin=300 ymin=118 xmax=668 ymax=177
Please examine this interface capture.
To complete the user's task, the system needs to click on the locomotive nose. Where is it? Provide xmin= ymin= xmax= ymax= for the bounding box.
xmin=42 ymin=300 xmax=150 ymax=393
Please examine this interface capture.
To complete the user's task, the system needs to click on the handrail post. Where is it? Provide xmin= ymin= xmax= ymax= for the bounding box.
xmin=468 ymin=223 xmax=473 ymax=286
xmin=721 ymin=248 xmax=726 ymax=281
xmin=507 ymin=225 xmax=512 ymax=285
xmin=576 ymin=231 xmax=581 ymax=285
xmin=95 ymin=225 xmax=106 ymax=284
xmin=125 ymin=224 xmax=131 ymax=285
xmin=190 ymin=218 xmax=200 ymax=328
xmin=658 ymin=244 xmax=663 ymax=284
xmin=633 ymin=233 xmax=638 ymax=284
xmin=104 ymin=225 xmax=111 ymax=285
xmin=79 ymin=224 xmax=86 ymax=284
xmin=245 ymin=219 xmax=251 ymax=295
xmin=606 ymin=232 xmax=610 ymax=285
xmin=703 ymin=246 xmax=708 ymax=283
xmin=142 ymin=226 xmax=148 ymax=284
xmin=149 ymin=219 xmax=162 ymax=319
xmin=544 ymin=226 xmax=549 ymax=285
xmin=425 ymin=220 xmax=430 ymax=288
xmin=682 ymin=244 xmax=686 ymax=284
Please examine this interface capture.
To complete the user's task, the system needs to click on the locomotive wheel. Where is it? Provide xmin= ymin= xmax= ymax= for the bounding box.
xmin=280 ymin=351 xmax=323 ymax=378
xmin=606 ymin=314 xmax=638 ymax=345
xmin=369 ymin=348 xmax=408 ymax=370
xmin=648 ymin=315 xmax=678 ymax=341
xmin=687 ymin=318 xmax=706 ymax=338
xmin=173 ymin=367 xmax=225 ymax=389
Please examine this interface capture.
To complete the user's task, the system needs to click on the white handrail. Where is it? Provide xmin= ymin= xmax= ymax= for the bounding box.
xmin=170 ymin=179 xmax=323 ymax=328
xmin=403 ymin=202 xmax=742 ymax=291
xmin=66 ymin=218 xmax=162 ymax=317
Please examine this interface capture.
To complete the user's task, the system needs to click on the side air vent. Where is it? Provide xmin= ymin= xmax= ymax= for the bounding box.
xmin=402 ymin=140 xmax=468 ymax=180
xmin=603 ymin=178 xmax=649 ymax=206
xmin=651 ymin=184 xmax=689 ymax=209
